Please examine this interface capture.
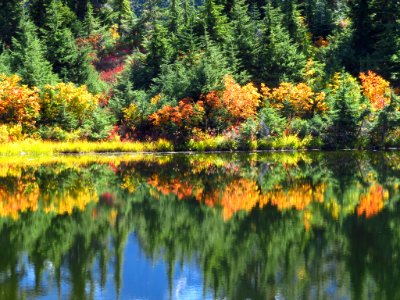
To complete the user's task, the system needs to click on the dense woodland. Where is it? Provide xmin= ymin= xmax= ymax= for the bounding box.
xmin=1 ymin=0 xmax=400 ymax=149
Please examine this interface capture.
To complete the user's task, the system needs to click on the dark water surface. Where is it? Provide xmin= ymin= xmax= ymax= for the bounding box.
xmin=0 ymin=151 xmax=399 ymax=300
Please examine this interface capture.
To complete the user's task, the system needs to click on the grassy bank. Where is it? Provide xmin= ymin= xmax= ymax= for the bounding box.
xmin=0 ymin=135 xmax=322 ymax=156
xmin=0 ymin=139 xmax=174 ymax=156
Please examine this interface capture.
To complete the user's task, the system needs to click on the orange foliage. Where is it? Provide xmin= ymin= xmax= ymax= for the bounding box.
xmin=357 ymin=184 xmax=389 ymax=218
xmin=359 ymin=71 xmax=391 ymax=110
xmin=222 ymin=75 xmax=261 ymax=121
xmin=262 ymin=82 xmax=327 ymax=116
xmin=203 ymin=91 xmax=223 ymax=109
xmin=314 ymin=36 xmax=329 ymax=48
xmin=149 ymin=98 xmax=205 ymax=129
xmin=0 ymin=74 xmax=40 ymax=129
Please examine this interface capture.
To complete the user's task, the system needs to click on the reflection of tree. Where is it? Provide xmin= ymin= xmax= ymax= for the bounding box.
xmin=0 ymin=152 xmax=399 ymax=299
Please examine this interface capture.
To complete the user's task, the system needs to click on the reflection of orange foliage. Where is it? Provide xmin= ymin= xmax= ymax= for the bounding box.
xmin=0 ymin=173 xmax=97 ymax=219
xmin=357 ymin=184 xmax=389 ymax=218
xmin=360 ymin=71 xmax=391 ymax=110
xmin=0 ymin=181 xmax=39 ymax=220
xmin=148 ymin=173 xmax=327 ymax=221
xmin=43 ymin=190 xmax=97 ymax=215
xmin=219 ymin=179 xmax=261 ymax=220
xmin=148 ymin=176 xmax=194 ymax=200
xmin=268 ymin=184 xmax=325 ymax=211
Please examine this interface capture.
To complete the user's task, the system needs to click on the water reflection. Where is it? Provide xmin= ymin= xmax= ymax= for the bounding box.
xmin=0 ymin=152 xmax=399 ymax=299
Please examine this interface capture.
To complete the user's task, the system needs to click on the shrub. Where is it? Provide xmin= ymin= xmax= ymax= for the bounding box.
xmin=0 ymin=74 xmax=40 ymax=131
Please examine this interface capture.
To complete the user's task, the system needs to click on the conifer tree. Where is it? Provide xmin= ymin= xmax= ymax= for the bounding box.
xmin=83 ymin=2 xmax=102 ymax=35
xmin=42 ymin=0 xmax=103 ymax=91
xmin=10 ymin=14 xmax=57 ymax=87
xmin=0 ymin=0 xmax=24 ymax=44
xmin=257 ymin=4 xmax=306 ymax=85
xmin=114 ymin=0 xmax=136 ymax=35
xmin=201 ymin=0 xmax=230 ymax=43
xmin=327 ymin=73 xmax=363 ymax=148
xmin=227 ymin=0 xmax=256 ymax=81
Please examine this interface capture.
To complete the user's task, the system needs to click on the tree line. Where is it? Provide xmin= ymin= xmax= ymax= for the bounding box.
xmin=0 ymin=0 xmax=400 ymax=148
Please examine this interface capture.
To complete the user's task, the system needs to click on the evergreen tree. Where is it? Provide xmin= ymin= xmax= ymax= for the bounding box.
xmin=226 ymin=0 xmax=256 ymax=81
xmin=83 ymin=2 xmax=102 ymax=35
xmin=42 ymin=0 xmax=103 ymax=92
xmin=114 ymin=0 xmax=136 ymax=36
xmin=257 ymin=4 xmax=306 ymax=85
xmin=326 ymin=73 xmax=363 ymax=148
xmin=10 ymin=14 xmax=57 ymax=87
xmin=0 ymin=47 xmax=12 ymax=75
xmin=200 ymin=0 xmax=230 ymax=43
xmin=369 ymin=0 xmax=400 ymax=85
xmin=0 ymin=0 xmax=24 ymax=44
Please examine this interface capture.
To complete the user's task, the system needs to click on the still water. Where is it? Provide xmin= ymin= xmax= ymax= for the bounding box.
xmin=0 ymin=151 xmax=399 ymax=300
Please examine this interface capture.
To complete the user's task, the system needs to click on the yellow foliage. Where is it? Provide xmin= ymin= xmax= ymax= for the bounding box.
xmin=41 ymin=82 xmax=98 ymax=122
xmin=262 ymin=81 xmax=327 ymax=117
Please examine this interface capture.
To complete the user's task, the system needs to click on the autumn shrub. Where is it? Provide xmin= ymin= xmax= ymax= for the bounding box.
xmin=0 ymin=74 xmax=40 ymax=132
xmin=360 ymin=71 xmax=391 ymax=110
xmin=0 ymin=125 xmax=8 ymax=143
xmin=262 ymin=81 xmax=327 ymax=118
xmin=149 ymin=98 xmax=205 ymax=140
xmin=39 ymin=82 xmax=99 ymax=131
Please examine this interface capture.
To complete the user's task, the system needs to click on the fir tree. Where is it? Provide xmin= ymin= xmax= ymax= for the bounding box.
xmin=227 ymin=0 xmax=256 ymax=81
xmin=327 ymin=73 xmax=363 ymax=148
xmin=83 ymin=2 xmax=102 ymax=35
xmin=257 ymin=4 xmax=306 ymax=85
xmin=42 ymin=0 xmax=103 ymax=91
xmin=10 ymin=14 xmax=57 ymax=87
xmin=0 ymin=0 xmax=24 ymax=44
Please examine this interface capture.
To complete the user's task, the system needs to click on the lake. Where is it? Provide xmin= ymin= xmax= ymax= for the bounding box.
xmin=0 ymin=151 xmax=399 ymax=300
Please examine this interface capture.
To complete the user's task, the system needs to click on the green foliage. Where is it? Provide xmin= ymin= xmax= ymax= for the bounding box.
xmin=42 ymin=0 xmax=104 ymax=93
xmin=258 ymin=105 xmax=286 ymax=137
xmin=257 ymin=4 xmax=306 ymax=85
xmin=82 ymin=107 xmax=114 ymax=141
xmin=10 ymin=15 xmax=58 ymax=87
xmin=326 ymin=72 xmax=364 ymax=149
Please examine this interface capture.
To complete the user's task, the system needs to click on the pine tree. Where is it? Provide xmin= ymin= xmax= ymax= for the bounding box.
xmin=257 ymin=4 xmax=306 ymax=85
xmin=327 ymin=73 xmax=363 ymax=148
xmin=369 ymin=0 xmax=400 ymax=85
xmin=83 ymin=2 xmax=102 ymax=35
xmin=11 ymin=14 xmax=57 ymax=87
xmin=226 ymin=0 xmax=256 ymax=81
xmin=200 ymin=0 xmax=230 ymax=43
xmin=42 ymin=0 xmax=103 ymax=91
xmin=114 ymin=0 xmax=136 ymax=36
xmin=0 ymin=0 xmax=24 ymax=44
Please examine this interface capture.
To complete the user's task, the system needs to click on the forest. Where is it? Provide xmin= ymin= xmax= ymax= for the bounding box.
xmin=1 ymin=0 xmax=400 ymax=149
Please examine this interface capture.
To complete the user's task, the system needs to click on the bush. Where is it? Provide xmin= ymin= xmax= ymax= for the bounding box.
xmin=39 ymin=126 xmax=68 ymax=141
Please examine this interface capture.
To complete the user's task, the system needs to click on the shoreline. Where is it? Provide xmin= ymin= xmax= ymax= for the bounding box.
xmin=0 ymin=140 xmax=398 ymax=157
